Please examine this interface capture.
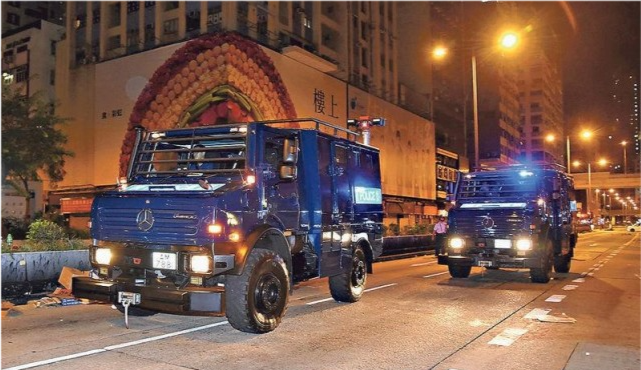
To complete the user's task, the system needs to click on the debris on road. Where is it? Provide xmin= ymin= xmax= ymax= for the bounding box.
xmin=2 ymin=301 xmax=15 ymax=318
xmin=58 ymin=266 xmax=90 ymax=290
xmin=537 ymin=313 xmax=577 ymax=324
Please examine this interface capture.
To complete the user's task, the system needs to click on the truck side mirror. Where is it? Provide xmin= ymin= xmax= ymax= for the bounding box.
xmin=283 ymin=138 xmax=298 ymax=164
xmin=279 ymin=165 xmax=297 ymax=181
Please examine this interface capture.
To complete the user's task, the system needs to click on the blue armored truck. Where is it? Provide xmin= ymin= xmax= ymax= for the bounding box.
xmin=438 ymin=165 xmax=578 ymax=283
xmin=72 ymin=118 xmax=384 ymax=333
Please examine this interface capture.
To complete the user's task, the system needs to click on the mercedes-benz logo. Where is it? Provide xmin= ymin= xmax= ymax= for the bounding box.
xmin=136 ymin=209 xmax=154 ymax=231
xmin=481 ymin=216 xmax=495 ymax=229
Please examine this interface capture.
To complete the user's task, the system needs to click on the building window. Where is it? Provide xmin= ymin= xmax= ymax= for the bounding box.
xmin=50 ymin=40 xmax=57 ymax=56
xmin=109 ymin=3 xmax=121 ymax=27
xmin=361 ymin=48 xmax=368 ymax=68
xmin=15 ymin=65 xmax=28 ymax=83
xmin=531 ymin=115 xmax=542 ymax=125
xmin=164 ymin=1 xmax=179 ymax=11
xmin=107 ymin=35 xmax=121 ymax=51
xmin=7 ymin=12 xmax=20 ymax=26
xmin=278 ymin=2 xmax=288 ymax=25
xmin=163 ymin=18 xmax=178 ymax=35
xmin=49 ymin=70 xmax=55 ymax=85
xmin=127 ymin=1 xmax=139 ymax=13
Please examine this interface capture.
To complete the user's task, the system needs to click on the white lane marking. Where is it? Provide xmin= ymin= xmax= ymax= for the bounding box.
xmin=588 ymin=272 xmax=595 ymax=276
xmin=364 ymin=283 xmax=398 ymax=292
xmin=5 ymin=321 xmax=229 ymax=370
xmin=589 ymin=243 xmax=598 ymax=247
xmin=562 ymin=285 xmax=579 ymax=291
xmin=572 ymin=278 xmax=586 ymax=283
xmin=524 ymin=308 xmax=551 ymax=320
xmin=545 ymin=295 xmax=567 ymax=302
xmin=411 ymin=261 xmax=437 ymax=267
xmin=306 ymin=297 xmax=334 ymax=305
xmin=581 ymin=272 xmax=588 ymax=277
xmin=488 ymin=328 xmax=528 ymax=346
xmin=306 ymin=283 xmax=397 ymax=305
xmin=423 ymin=271 xmax=450 ymax=279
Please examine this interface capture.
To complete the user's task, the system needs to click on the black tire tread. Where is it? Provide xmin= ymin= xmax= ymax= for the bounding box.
xmin=329 ymin=246 xmax=366 ymax=303
xmin=448 ymin=264 xmax=471 ymax=278
xmin=225 ymin=248 xmax=289 ymax=333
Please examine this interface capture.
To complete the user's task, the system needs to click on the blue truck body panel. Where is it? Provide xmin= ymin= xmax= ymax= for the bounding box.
xmin=73 ymin=119 xmax=384 ymax=323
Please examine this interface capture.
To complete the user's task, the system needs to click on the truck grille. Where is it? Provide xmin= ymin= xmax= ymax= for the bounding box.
xmin=451 ymin=210 xmax=529 ymax=238
xmin=98 ymin=207 xmax=200 ymax=238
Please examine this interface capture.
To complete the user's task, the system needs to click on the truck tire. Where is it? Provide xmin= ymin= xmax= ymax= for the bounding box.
xmin=530 ymin=240 xmax=553 ymax=283
xmin=554 ymin=254 xmax=572 ymax=273
xmin=225 ymin=248 xmax=290 ymax=333
xmin=448 ymin=264 xmax=471 ymax=278
xmin=329 ymin=245 xmax=367 ymax=302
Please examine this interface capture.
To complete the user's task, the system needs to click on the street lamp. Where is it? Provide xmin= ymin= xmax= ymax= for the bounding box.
xmin=621 ymin=141 xmax=628 ymax=174
xmin=566 ymin=129 xmax=594 ymax=174
xmin=432 ymin=31 xmax=519 ymax=170
xmin=471 ymin=31 xmax=520 ymax=170
xmin=573 ymin=158 xmax=607 ymax=215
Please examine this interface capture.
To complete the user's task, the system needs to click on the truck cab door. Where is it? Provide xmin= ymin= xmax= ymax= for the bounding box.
xmin=262 ymin=133 xmax=300 ymax=230
xmin=317 ymin=138 xmax=350 ymax=277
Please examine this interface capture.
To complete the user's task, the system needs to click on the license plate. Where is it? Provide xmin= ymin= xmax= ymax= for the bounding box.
xmin=478 ymin=260 xmax=493 ymax=267
xmin=118 ymin=291 xmax=141 ymax=305
xmin=152 ymin=252 xmax=177 ymax=270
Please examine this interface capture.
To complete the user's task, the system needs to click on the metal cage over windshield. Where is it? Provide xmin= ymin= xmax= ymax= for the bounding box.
xmin=457 ymin=170 xmax=541 ymax=201
xmin=131 ymin=125 xmax=248 ymax=178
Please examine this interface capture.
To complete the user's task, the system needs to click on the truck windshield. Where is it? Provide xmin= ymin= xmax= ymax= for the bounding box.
xmin=457 ymin=171 xmax=539 ymax=201
xmin=130 ymin=126 xmax=248 ymax=179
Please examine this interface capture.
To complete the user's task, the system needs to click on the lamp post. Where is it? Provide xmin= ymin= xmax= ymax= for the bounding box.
xmin=472 ymin=54 xmax=479 ymax=170
xmin=566 ymin=130 xmax=594 ymax=174
xmin=574 ymin=158 xmax=607 ymax=215
xmin=621 ymin=141 xmax=628 ymax=174
xmin=435 ymin=31 xmax=520 ymax=171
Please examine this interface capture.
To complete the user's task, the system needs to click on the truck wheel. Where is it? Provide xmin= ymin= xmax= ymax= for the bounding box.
xmin=329 ymin=245 xmax=367 ymax=302
xmin=530 ymin=240 xmax=553 ymax=283
xmin=226 ymin=248 xmax=290 ymax=333
xmin=448 ymin=264 xmax=471 ymax=278
xmin=554 ymin=254 xmax=572 ymax=273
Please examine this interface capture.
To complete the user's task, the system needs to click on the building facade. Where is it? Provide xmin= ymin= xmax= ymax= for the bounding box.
xmin=53 ymin=1 xmax=438 ymax=229
xmin=1 ymin=19 xmax=65 ymax=218
xmin=517 ymin=46 xmax=565 ymax=167
xmin=2 ymin=1 xmax=64 ymax=32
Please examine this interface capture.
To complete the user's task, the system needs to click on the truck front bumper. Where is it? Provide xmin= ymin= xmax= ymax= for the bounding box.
xmin=438 ymin=254 xmax=545 ymax=269
xmin=73 ymin=276 xmax=224 ymax=316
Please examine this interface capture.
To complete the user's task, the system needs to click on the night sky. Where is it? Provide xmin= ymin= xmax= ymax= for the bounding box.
xmin=558 ymin=2 xmax=640 ymax=160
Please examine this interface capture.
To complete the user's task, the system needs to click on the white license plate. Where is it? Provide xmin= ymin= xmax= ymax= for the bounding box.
xmin=478 ymin=260 xmax=493 ymax=267
xmin=152 ymin=252 xmax=177 ymax=270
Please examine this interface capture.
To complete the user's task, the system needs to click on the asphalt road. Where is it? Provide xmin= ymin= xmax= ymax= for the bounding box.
xmin=2 ymin=229 xmax=639 ymax=370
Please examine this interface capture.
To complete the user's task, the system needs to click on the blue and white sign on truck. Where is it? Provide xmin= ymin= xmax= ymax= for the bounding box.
xmin=72 ymin=118 xmax=384 ymax=333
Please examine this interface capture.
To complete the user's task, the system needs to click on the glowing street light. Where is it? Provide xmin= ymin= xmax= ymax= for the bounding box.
xmin=573 ymin=158 xmax=608 ymax=215
xmin=432 ymin=30 xmax=520 ymax=170
xmin=566 ymin=129 xmax=594 ymax=174
xmin=621 ymin=141 xmax=628 ymax=174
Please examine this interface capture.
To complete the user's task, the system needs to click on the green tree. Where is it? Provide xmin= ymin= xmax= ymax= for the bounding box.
xmin=1 ymin=83 xmax=73 ymax=218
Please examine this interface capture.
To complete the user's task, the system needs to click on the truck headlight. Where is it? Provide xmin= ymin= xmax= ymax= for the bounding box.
xmin=449 ymin=237 xmax=465 ymax=249
xmin=516 ymin=239 xmax=533 ymax=251
xmin=94 ymin=248 xmax=112 ymax=265
xmin=190 ymin=255 xmax=212 ymax=274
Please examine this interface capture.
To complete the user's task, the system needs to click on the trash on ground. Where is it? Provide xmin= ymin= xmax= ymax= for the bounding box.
xmin=58 ymin=266 xmax=90 ymax=290
xmin=536 ymin=313 xmax=577 ymax=323
xmin=1 ymin=301 xmax=15 ymax=318
xmin=562 ymin=284 xmax=579 ymax=291
xmin=545 ymin=294 xmax=567 ymax=302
